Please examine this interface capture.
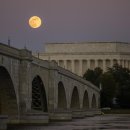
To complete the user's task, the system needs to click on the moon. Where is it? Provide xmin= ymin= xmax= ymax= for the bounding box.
xmin=29 ymin=16 xmax=42 ymax=28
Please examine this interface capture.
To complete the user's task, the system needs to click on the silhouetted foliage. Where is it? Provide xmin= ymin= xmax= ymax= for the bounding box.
xmin=83 ymin=67 xmax=103 ymax=87
xmin=83 ymin=64 xmax=130 ymax=108
xmin=100 ymin=72 xmax=116 ymax=107
xmin=108 ymin=64 xmax=130 ymax=108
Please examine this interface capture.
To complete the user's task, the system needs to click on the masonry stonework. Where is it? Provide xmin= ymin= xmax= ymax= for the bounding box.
xmin=0 ymin=43 xmax=100 ymax=129
xmin=38 ymin=42 xmax=130 ymax=76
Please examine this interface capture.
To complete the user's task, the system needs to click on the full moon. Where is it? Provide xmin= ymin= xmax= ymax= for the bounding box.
xmin=29 ymin=16 xmax=42 ymax=28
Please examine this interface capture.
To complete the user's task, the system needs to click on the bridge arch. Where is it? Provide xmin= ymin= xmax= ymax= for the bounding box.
xmin=83 ymin=90 xmax=89 ymax=109
xmin=31 ymin=75 xmax=48 ymax=112
xmin=70 ymin=86 xmax=80 ymax=109
xmin=91 ymin=94 xmax=97 ymax=108
xmin=0 ymin=66 xmax=18 ymax=116
xmin=58 ymin=81 xmax=67 ymax=109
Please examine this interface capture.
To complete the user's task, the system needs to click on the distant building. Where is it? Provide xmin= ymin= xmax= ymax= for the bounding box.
xmin=38 ymin=42 xmax=130 ymax=76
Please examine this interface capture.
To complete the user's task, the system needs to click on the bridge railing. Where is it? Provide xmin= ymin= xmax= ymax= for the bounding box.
xmin=32 ymin=56 xmax=50 ymax=69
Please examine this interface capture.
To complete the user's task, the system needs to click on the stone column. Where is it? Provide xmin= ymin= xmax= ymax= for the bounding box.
xmin=116 ymin=59 xmax=118 ymax=65
xmin=124 ymin=60 xmax=126 ymax=68
xmin=121 ymin=60 xmax=124 ymax=67
xmin=82 ymin=60 xmax=87 ymax=75
xmin=75 ymin=60 xmax=80 ymax=75
xmin=95 ymin=60 xmax=98 ymax=68
xmin=119 ymin=60 xmax=122 ymax=66
xmin=57 ymin=60 xmax=59 ymax=66
xmin=87 ymin=60 xmax=91 ymax=69
xmin=126 ymin=60 xmax=129 ymax=68
xmin=122 ymin=60 xmax=124 ymax=67
xmin=64 ymin=60 xmax=67 ymax=69
xmin=79 ymin=60 xmax=83 ymax=76
xmin=111 ymin=59 xmax=114 ymax=67
xmin=103 ymin=60 xmax=106 ymax=72
xmin=72 ymin=60 xmax=75 ymax=73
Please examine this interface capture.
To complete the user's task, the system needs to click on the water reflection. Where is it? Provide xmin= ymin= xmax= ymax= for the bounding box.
xmin=8 ymin=115 xmax=130 ymax=130
xmin=72 ymin=125 xmax=130 ymax=130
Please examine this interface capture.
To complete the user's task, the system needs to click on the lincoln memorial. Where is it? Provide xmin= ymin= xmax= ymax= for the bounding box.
xmin=38 ymin=42 xmax=130 ymax=76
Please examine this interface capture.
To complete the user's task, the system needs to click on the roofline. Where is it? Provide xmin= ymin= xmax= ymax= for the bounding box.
xmin=46 ymin=41 xmax=130 ymax=45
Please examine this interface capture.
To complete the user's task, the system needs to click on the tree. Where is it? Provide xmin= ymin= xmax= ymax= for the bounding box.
xmin=83 ymin=64 xmax=130 ymax=108
xmin=83 ymin=67 xmax=103 ymax=87
xmin=108 ymin=64 xmax=130 ymax=108
xmin=100 ymin=72 xmax=116 ymax=107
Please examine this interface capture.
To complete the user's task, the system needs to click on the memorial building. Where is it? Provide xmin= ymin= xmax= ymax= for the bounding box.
xmin=38 ymin=42 xmax=130 ymax=76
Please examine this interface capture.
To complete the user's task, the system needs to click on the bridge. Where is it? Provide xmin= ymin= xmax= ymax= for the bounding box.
xmin=0 ymin=43 xmax=100 ymax=129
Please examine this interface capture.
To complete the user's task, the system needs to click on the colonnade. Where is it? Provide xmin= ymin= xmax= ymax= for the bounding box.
xmin=52 ymin=59 xmax=130 ymax=76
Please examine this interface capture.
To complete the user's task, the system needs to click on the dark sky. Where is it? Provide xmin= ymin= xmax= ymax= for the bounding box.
xmin=0 ymin=0 xmax=130 ymax=52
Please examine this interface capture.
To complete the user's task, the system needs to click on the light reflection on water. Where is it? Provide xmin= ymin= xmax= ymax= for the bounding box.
xmin=8 ymin=115 xmax=130 ymax=130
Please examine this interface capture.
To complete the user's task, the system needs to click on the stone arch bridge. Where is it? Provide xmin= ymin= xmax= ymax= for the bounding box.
xmin=0 ymin=43 xmax=100 ymax=127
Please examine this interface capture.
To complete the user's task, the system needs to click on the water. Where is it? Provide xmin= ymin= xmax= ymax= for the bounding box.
xmin=9 ymin=114 xmax=130 ymax=130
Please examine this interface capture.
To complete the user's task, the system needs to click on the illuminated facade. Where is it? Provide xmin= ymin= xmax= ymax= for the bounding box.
xmin=38 ymin=42 xmax=130 ymax=76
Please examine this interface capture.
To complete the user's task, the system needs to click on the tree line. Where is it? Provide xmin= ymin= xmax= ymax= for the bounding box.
xmin=83 ymin=64 xmax=130 ymax=108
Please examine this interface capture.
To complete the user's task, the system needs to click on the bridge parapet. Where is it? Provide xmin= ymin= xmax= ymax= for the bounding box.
xmin=0 ymin=43 xmax=33 ymax=61
xmin=0 ymin=43 xmax=20 ymax=58
xmin=32 ymin=57 xmax=50 ymax=69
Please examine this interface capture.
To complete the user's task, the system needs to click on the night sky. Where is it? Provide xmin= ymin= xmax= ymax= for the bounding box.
xmin=0 ymin=0 xmax=130 ymax=52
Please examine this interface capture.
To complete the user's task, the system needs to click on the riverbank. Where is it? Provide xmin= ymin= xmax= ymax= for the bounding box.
xmin=102 ymin=109 xmax=130 ymax=114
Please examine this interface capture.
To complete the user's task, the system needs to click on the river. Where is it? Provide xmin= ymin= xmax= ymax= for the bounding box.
xmin=9 ymin=114 xmax=130 ymax=130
